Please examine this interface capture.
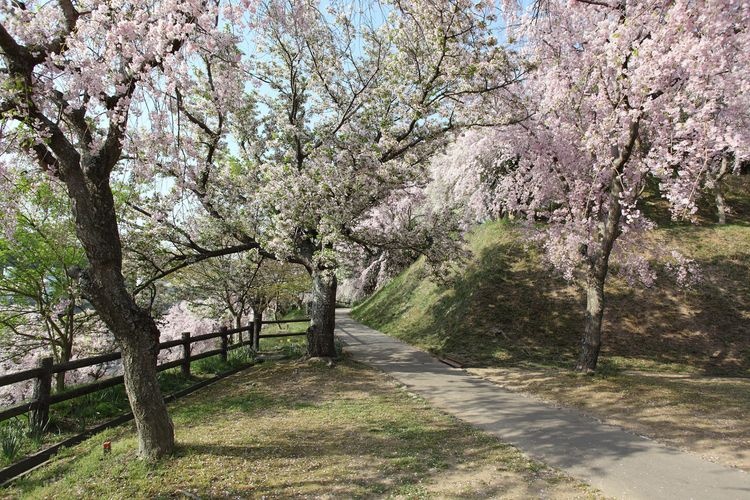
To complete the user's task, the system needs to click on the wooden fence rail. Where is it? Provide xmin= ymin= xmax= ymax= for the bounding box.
xmin=0 ymin=318 xmax=309 ymax=431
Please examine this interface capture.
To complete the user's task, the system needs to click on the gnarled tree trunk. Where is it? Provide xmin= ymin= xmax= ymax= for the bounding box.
xmin=67 ymin=168 xmax=174 ymax=459
xmin=115 ymin=308 xmax=174 ymax=458
xmin=307 ymin=269 xmax=337 ymax=358
xmin=81 ymin=252 xmax=175 ymax=460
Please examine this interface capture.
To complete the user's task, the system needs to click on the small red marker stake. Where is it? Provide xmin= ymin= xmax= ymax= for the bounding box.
xmin=103 ymin=441 xmax=112 ymax=455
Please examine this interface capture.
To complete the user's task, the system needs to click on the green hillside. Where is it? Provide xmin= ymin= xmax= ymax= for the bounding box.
xmin=354 ymin=219 xmax=750 ymax=376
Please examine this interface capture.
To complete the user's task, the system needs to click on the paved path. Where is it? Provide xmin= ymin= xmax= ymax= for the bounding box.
xmin=336 ymin=310 xmax=750 ymax=500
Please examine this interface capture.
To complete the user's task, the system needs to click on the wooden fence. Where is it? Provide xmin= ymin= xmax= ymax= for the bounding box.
xmin=0 ymin=319 xmax=309 ymax=432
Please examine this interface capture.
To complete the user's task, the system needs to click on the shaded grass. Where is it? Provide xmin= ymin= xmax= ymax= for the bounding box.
xmin=353 ymin=215 xmax=750 ymax=469
xmin=639 ymin=175 xmax=750 ymax=227
xmin=354 ymin=220 xmax=750 ymax=375
xmin=0 ymin=346 xmax=266 ymax=470
xmin=1 ymin=311 xmax=312 ymax=470
xmin=3 ymin=360 xmax=597 ymax=499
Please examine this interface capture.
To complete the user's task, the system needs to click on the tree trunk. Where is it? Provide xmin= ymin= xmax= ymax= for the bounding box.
xmin=65 ymin=167 xmax=174 ymax=459
xmin=83 ymin=265 xmax=175 ymax=459
xmin=575 ymin=121 xmax=639 ymax=373
xmin=55 ymin=371 xmax=65 ymax=393
xmin=714 ymin=155 xmax=731 ymax=225
xmin=55 ymin=342 xmax=73 ymax=392
xmin=358 ymin=254 xmax=384 ymax=299
xmin=578 ymin=269 xmax=606 ymax=372
xmin=576 ymin=206 xmax=619 ymax=373
xmin=117 ymin=316 xmax=174 ymax=458
xmin=307 ymin=270 xmax=337 ymax=358
xmin=234 ymin=315 xmax=243 ymax=344
xmin=575 ymin=193 xmax=620 ymax=373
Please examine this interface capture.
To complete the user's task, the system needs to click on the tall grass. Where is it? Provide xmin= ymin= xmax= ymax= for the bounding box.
xmin=0 ymin=419 xmax=26 ymax=463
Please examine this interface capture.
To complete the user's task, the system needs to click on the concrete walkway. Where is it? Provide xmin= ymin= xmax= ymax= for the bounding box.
xmin=336 ymin=310 xmax=750 ymax=500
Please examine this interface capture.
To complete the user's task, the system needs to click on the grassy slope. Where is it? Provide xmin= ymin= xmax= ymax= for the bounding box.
xmin=4 ymin=360 xmax=597 ymax=499
xmin=354 ymin=220 xmax=750 ymax=375
xmin=353 ymin=178 xmax=750 ymax=469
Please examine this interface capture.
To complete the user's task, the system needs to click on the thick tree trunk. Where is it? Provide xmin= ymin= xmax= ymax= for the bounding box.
xmin=84 ymin=265 xmax=175 ymax=459
xmin=118 ymin=315 xmax=174 ymax=458
xmin=65 ymin=167 xmax=174 ymax=459
xmin=307 ymin=270 xmax=337 ymax=358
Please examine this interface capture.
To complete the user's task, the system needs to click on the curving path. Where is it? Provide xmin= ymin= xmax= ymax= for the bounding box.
xmin=336 ymin=309 xmax=750 ymax=500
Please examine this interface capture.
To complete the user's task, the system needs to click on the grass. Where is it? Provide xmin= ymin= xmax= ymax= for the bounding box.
xmin=0 ymin=421 xmax=25 ymax=463
xmin=257 ymin=313 xmax=309 ymax=356
xmin=352 ymin=180 xmax=750 ymax=470
xmin=354 ymin=219 xmax=750 ymax=375
xmin=0 ymin=309 xmax=313 ymax=470
xmin=0 ymin=308 xmax=313 ymax=472
xmin=3 ymin=359 xmax=598 ymax=499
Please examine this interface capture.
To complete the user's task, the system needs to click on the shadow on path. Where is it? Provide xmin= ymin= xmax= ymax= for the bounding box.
xmin=336 ymin=310 xmax=750 ymax=500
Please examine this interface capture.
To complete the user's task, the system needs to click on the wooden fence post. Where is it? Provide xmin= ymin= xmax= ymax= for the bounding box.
xmin=30 ymin=357 xmax=53 ymax=433
xmin=220 ymin=326 xmax=229 ymax=362
xmin=252 ymin=323 xmax=260 ymax=351
xmin=181 ymin=332 xmax=191 ymax=377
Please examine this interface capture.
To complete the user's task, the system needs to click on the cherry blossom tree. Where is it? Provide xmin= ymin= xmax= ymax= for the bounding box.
xmin=486 ymin=0 xmax=750 ymax=371
xmin=172 ymin=250 xmax=309 ymax=339
xmin=146 ymin=0 xmax=525 ymax=357
xmin=155 ymin=301 xmax=221 ymax=364
xmin=0 ymin=0 xmax=248 ymax=457
xmin=428 ymin=128 xmax=514 ymax=224
xmin=339 ymin=181 xmax=472 ymax=302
